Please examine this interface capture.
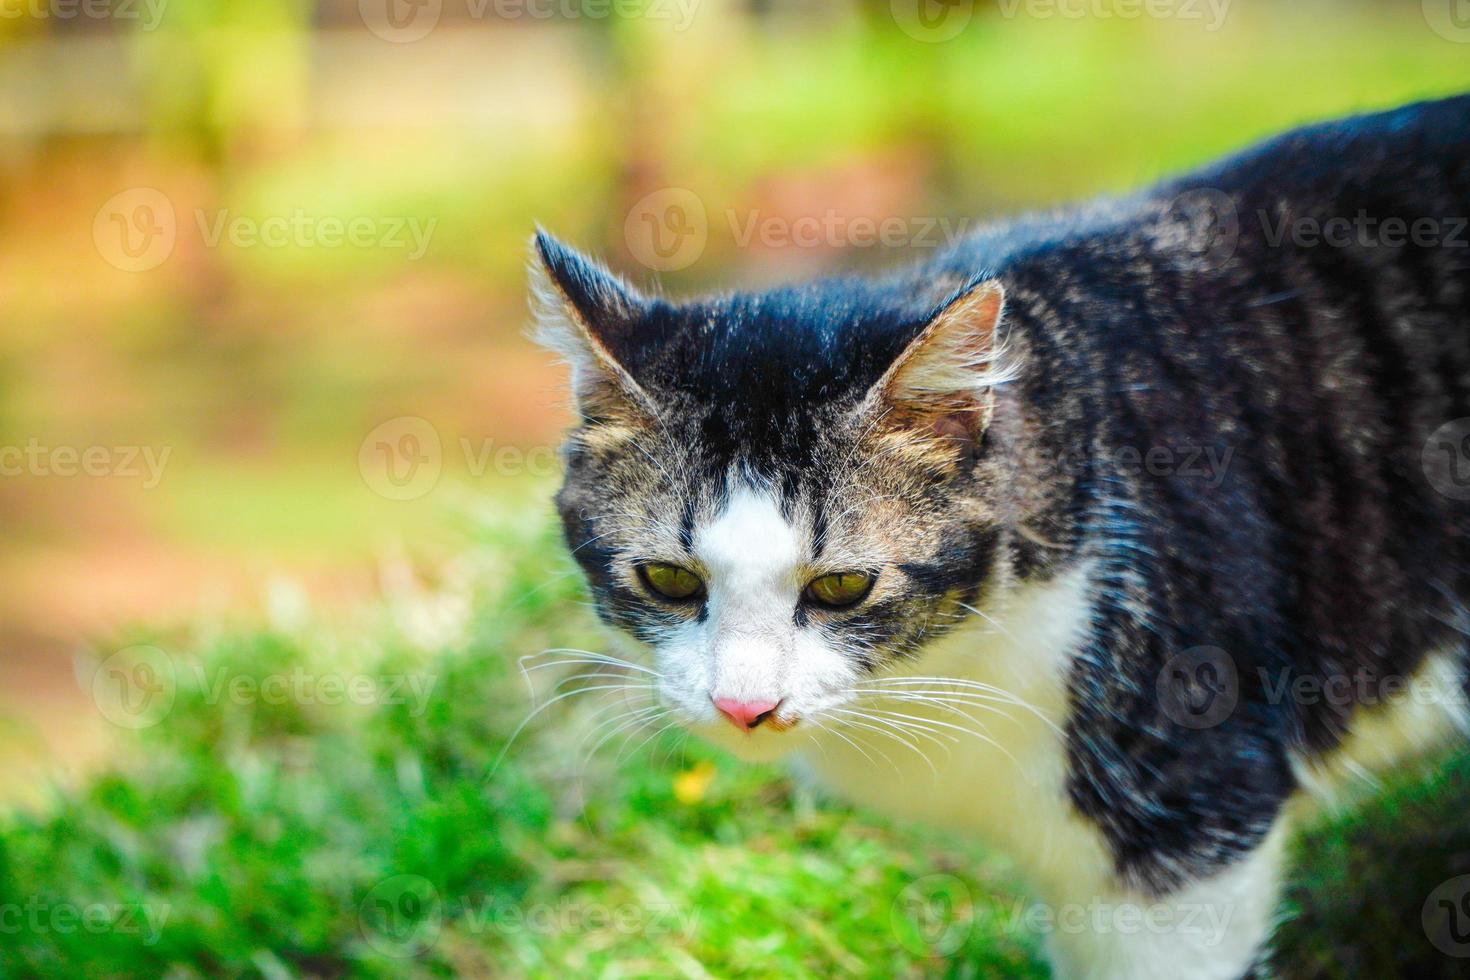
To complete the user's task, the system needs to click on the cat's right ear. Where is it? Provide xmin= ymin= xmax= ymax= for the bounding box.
xmin=529 ymin=230 xmax=655 ymax=420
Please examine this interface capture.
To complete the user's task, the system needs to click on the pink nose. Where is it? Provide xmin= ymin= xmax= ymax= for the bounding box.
xmin=712 ymin=697 xmax=780 ymax=731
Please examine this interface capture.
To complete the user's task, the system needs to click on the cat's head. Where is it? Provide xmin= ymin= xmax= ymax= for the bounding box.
xmin=531 ymin=231 xmax=1020 ymax=761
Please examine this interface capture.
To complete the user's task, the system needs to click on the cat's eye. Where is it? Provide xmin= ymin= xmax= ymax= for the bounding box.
xmin=638 ymin=562 xmax=706 ymax=602
xmin=804 ymin=571 xmax=875 ymax=609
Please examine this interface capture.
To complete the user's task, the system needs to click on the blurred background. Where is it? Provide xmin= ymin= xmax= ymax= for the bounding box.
xmin=2 ymin=1 xmax=1470 ymax=974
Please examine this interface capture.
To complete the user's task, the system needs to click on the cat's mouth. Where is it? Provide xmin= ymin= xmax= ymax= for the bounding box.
xmin=694 ymin=698 xmax=803 ymax=762
xmin=760 ymin=713 xmax=799 ymax=734
xmin=682 ymin=690 xmax=863 ymax=763
xmin=694 ymin=717 xmax=803 ymax=762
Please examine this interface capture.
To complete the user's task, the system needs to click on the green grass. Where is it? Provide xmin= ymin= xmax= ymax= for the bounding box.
xmin=1 ymin=513 xmax=1467 ymax=977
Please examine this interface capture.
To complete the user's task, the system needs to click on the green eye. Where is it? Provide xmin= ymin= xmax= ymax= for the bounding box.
xmin=639 ymin=562 xmax=705 ymax=601
xmin=804 ymin=572 xmax=875 ymax=609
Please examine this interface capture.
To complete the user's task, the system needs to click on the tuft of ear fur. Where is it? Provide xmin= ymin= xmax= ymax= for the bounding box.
xmin=868 ymin=279 xmax=1009 ymax=435
xmin=529 ymin=229 xmax=654 ymax=420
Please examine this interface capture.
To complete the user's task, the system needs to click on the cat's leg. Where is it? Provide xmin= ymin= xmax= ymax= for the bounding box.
xmin=1036 ymin=822 xmax=1287 ymax=980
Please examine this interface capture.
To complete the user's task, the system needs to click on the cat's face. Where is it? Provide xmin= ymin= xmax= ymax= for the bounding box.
xmin=533 ymin=233 xmax=1014 ymax=761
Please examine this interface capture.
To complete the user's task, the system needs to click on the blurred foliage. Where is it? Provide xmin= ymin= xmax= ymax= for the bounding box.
xmin=1275 ymin=752 xmax=1470 ymax=980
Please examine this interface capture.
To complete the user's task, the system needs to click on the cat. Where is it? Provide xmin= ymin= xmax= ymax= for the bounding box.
xmin=530 ymin=93 xmax=1470 ymax=979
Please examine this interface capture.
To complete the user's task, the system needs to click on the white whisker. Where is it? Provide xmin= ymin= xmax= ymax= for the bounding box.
xmin=957 ymin=601 xmax=1014 ymax=638
xmin=869 ymin=705 xmax=1021 ymax=769
xmin=829 ymin=707 xmax=946 ymax=776
xmin=619 ymin=716 xmax=680 ymax=763
xmin=817 ymin=720 xmax=901 ymax=776
xmin=490 ymin=680 xmax=655 ymax=778
xmin=581 ymin=704 xmax=664 ymax=769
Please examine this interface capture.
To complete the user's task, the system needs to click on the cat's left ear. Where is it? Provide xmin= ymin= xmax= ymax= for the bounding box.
xmin=529 ymin=229 xmax=656 ymax=420
xmin=865 ymin=278 xmax=1007 ymax=438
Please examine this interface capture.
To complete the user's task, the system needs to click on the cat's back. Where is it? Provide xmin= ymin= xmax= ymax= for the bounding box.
xmin=1168 ymin=92 xmax=1470 ymax=204
xmin=938 ymin=93 xmax=1470 ymax=283
xmin=986 ymin=94 xmax=1470 ymax=760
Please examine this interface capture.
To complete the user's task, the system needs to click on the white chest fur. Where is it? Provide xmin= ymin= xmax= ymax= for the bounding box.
xmin=791 ymin=563 xmax=1286 ymax=980
xmin=794 ymin=562 xmax=1112 ymax=895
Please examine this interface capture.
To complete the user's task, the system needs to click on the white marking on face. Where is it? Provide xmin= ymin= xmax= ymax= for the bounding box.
xmin=697 ymin=485 xmax=803 ymax=631
xmin=653 ymin=483 xmax=861 ymax=758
